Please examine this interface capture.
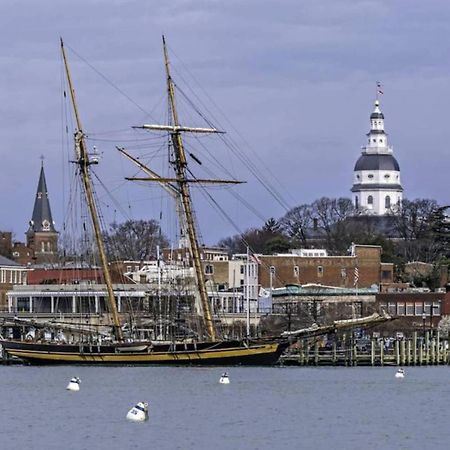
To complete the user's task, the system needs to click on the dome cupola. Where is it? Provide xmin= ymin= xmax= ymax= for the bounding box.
xmin=351 ymin=95 xmax=403 ymax=215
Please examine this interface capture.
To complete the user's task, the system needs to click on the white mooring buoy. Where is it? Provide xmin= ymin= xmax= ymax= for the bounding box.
xmin=66 ymin=377 xmax=81 ymax=391
xmin=126 ymin=402 xmax=149 ymax=422
xmin=395 ymin=368 xmax=405 ymax=379
xmin=219 ymin=372 xmax=230 ymax=384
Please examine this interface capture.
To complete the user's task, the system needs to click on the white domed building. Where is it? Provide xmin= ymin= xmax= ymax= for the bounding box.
xmin=351 ymin=100 xmax=403 ymax=215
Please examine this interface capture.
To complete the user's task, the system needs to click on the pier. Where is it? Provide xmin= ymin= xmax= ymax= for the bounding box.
xmin=281 ymin=331 xmax=450 ymax=366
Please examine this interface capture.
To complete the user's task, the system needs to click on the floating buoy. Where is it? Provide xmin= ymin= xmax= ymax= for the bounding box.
xmin=395 ymin=368 xmax=405 ymax=379
xmin=66 ymin=377 xmax=81 ymax=391
xmin=219 ymin=372 xmax=230 ymax=384
xmin=126 ymin=402 xmax=149 ymax=422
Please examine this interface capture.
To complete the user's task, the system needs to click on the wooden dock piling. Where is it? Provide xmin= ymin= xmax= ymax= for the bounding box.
xmin=281 ymin=334 xmax=450 ymax=367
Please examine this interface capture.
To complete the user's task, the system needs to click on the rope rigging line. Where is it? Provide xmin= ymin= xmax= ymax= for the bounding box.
xmin=173 ymin=82 xmax=292 ymax=212
xmin=169 ymin=47 xmax=295 ymax=209
xmin=63 ymin=42 xmax=160 ymax=123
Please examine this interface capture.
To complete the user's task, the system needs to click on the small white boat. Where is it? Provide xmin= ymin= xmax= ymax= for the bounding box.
xmin=395 ymin=368 xmax=405 ymax=379
xmin=126 ymin=402 xmax=149 ymax=422
xmin=219 ymin=372 xmax=230 ymax=384
xmin=66 ymin=377 xmax=81 ymax=391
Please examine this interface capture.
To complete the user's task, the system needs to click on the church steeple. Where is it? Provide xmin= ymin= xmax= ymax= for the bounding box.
xmin=28 ymin=161 xmax=56 ymax=233
xmin=26 ymin=161 xmax=58 ymax=264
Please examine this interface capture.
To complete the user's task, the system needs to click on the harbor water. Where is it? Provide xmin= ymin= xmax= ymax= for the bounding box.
xmin=1 ymin=365 xmax=449 ymax=450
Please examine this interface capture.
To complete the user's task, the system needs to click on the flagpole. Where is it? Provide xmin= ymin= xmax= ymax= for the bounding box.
xmin=246 ymin=246 xmax=250 ymax=339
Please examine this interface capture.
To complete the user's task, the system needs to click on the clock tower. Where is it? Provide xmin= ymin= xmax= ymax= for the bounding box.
xmin=26 ymin=161 xmax=58 ymax=264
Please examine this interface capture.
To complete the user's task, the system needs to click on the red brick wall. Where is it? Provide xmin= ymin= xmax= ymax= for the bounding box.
xmin=259 ymin=246 xmax=383 ymax=289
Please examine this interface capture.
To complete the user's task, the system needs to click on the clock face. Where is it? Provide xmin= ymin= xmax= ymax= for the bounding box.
xmin=42 ymin=220 xmax=50 ymax=231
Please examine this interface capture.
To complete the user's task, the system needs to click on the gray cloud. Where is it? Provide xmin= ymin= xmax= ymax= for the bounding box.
xmin=0 ymin=0 xmax=448 ymax=244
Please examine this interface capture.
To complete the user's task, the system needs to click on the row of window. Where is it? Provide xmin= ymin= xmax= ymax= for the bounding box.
xmin=355 ymin=195 xmax=392 ymax=209
xmin=379 ymin=302 xmax=441 ymax=317
xmin=205 ymin=265 xmax=359 ymax=278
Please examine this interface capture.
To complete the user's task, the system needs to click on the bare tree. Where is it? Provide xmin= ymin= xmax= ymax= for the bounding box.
xmin=390 ymin=198 xmax=441 ymax=263
xmin=279 ymin=204 xmax=314 ymax=246
xmin=104 ymin=219 xmax=169 ymax=261
xmin=311 ymin=197 xmax=358 ymax=254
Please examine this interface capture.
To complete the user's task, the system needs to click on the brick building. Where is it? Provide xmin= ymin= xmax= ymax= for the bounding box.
xmin=0 ymin=255 xmax=28 ymax=308
xmin=258 ymin=244 xmax=393 ymax=290
xmin=375 ymin=291 xmax=449 ymax=334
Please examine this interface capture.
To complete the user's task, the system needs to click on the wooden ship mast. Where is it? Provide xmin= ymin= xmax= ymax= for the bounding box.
xmin=129 ymin=36 xmax=243 ymax=341
xmin=60 ymin=38 xmax=123 ymax=342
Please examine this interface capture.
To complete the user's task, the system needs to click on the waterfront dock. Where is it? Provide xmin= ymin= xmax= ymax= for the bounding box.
xmin=281 ymin=331 xmax=450 ymax=366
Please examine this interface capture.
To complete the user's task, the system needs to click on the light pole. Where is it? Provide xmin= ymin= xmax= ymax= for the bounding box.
xmin=430 ymin=305 xmax=433 ymax=337
xmin=422 ymin=312 xmax=426 ymax=337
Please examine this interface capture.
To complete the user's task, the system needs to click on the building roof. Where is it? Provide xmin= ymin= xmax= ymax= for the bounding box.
xmin=346 ymin=215 xmax=403 ymax=238
xmin=354 ymin=154 xmax=400 ymax=171
xmin=28 ymin=163 xmax=56 ymax=233
xmin=370 ymin=111 xmax=384 ymax=119
xmin=272 ymin=284 xmax=378 ymax=297
xmin=351 ymin=183 xmax=403 ymax=192
xmin=0 ymin=254 xmax=24 ymax=267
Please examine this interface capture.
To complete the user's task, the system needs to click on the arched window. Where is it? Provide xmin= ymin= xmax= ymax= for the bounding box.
xmin=355 ymin=196 xmax=359 ymax=209
xmin=367 ymin=195 xmax=373 ymax=207
xmin=385 ymin=195 xmax=391 ymax=209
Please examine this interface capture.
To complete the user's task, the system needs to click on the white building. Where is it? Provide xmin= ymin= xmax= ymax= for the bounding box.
xmin=351 ymin=99 xmax=403 ymax=215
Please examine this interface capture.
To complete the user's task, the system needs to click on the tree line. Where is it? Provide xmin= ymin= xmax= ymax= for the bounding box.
xmin=217 ymin=197 xmax=450 ymax=277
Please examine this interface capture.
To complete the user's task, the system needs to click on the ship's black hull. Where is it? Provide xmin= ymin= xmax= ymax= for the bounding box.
xmin=0 ymin=339 xmax=289 ymax=366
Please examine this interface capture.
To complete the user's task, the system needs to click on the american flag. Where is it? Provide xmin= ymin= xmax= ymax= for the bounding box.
xmin=354 ymin=267 xmax=359 ymax=286
xmin=249 ymin=253 xmax=262 ymax=265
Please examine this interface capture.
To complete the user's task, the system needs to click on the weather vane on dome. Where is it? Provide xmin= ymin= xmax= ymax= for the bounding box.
xmin=376 ymin=81 xmax=384 ymax=102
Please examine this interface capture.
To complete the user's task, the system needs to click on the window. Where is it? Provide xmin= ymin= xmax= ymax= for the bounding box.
xmin=293 ymin=266 xmax=299 ymax=276
xmin=367 ymin=195 xmax=374 ymax=206
xmin=406 ymin=303 xmax=414 ymax=316
xmin=388 ymin=303 xmax=396 ymax=316
xmin=368 ymin=174 xmax=374 ymax=179
xmin=385 ymin=196 xmax=391 ymax=209
xmin=415 ymin=303 xmax=424 ymax=316
xmin=381 ymin=270 xmax=391 ymax=281
xmin=384 ymin=174 xmax=390 ymax=179
xmin=240 ymin=265 xmax=244 ymax=274
xmin=355 ymin=196 xmax=359 ymax=209
xmin=317 ymin=266 xmax=323 ymax=277
xmin=205 ymin=264 xmax=214 ymax=275
xmin=397 ymin=303 xmax=405 ymax=316
xmin=433 ymin=302 xmax=441 ymax=316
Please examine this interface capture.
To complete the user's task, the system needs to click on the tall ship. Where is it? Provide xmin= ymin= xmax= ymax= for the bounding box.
xmin=0 ymin=37 xmax=289 ymax=365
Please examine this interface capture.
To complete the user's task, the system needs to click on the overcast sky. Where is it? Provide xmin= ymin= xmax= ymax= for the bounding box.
xmin=0 ymin=0 xmax=449 ymax=246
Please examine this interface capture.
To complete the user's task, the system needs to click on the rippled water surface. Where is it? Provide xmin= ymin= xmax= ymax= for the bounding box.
xmin=1 ymin=365 xmax=449 ymax=449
